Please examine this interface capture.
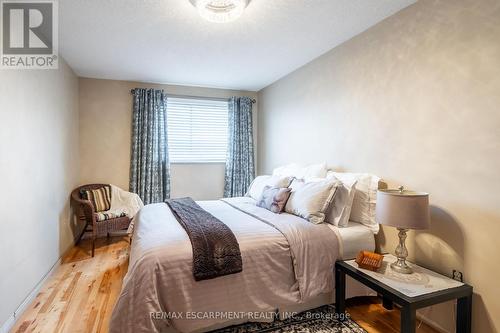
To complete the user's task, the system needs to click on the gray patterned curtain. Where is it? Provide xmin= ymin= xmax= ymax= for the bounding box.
xmin=224 ymin=97 xmax=255 ymax=197
xmin=129 ymin=88 xmax=170 ymax=204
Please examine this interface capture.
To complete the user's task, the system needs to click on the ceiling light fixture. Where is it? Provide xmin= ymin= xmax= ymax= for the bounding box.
xmin=189 ymin=0 xmax=249 ymax=23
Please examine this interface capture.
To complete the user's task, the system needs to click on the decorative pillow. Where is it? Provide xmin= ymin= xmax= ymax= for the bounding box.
xmin=325 ymin=175 xmax=358 ymax=227
xmin=247 ymin=175 xmax=292 ymax=200
xmin=82 ymin=186 xmax=112 ymax=212
xmin=257 ymin=186 xmax=292 ymax=213
xmin=95 ymin=211 xmax=127 ymax=222
xmin=285 ymin=179 xmax=339 ymax=224
xmin=330 ymin=172 xmax=380 ymax=233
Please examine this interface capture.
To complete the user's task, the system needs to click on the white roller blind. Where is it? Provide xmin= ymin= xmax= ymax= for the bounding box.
xmin=167 ymin=97 xmax=229 ymax=163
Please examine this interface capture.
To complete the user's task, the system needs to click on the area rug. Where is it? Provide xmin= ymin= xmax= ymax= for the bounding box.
xmin=211 ymin=305 xmax=367 ymax=333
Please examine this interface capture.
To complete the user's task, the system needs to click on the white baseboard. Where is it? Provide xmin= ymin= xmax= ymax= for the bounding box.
xmin=0 ymin=258 xmax=62 ymax=333
xmin=417 ymin=311 xmax=453 ymax=333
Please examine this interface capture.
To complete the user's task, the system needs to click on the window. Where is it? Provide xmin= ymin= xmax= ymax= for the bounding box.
xmin=167 ymin=97 xmax=229 ymax=163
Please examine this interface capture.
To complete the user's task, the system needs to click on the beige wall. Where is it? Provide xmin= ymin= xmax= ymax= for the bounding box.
xmin=78 ymin=78 xmax=258 ymax=200
xmin=258 ymin=0 xmax=500 ymax=332
xmin=0 ymin=59 xmax=80 ymax=326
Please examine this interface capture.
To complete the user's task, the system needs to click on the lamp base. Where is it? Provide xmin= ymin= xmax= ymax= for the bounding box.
xmin=390 ymin=258 xmax=413 ymax=274
xmin=390 ymin=228 xmax=413 ymax=274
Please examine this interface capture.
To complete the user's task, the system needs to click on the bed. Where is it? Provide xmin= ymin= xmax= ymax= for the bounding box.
xmin=110 ymin=196 xmax=376 ymax=333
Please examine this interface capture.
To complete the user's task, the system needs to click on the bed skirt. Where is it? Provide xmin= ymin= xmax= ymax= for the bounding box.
xmin=164 ymin=277 xmax=376 ymax=333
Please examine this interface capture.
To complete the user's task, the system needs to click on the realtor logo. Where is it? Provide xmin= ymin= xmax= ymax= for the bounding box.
xmin=1 ymin=0 xmax=58 ymax=69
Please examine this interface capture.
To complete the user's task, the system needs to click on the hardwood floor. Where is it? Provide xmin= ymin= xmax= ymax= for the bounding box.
xmin=11 ymin=236 xmax=129 ymax=333
xmin=11 ymin=237 xmax=438 ymax=333
xmin=347 ymin=298 xmax=438 ymax=333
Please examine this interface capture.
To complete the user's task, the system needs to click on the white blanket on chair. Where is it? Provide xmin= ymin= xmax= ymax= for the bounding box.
xmin=106 ymin=184 xmax=144 ymax=219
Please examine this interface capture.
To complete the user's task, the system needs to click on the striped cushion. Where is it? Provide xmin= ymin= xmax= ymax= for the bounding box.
xmin=95 ymin=211 xmax=127 ymax=222
xmin=82 ymin=186 xmax=112 ymax=212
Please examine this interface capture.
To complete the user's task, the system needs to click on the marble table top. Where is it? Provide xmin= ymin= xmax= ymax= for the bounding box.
xmin=345 ymin=254 xmax=464 ymax=297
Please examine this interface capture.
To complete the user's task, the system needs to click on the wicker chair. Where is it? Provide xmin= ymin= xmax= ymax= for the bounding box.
xmin=71 ymin=184 xmax=131 ymax=257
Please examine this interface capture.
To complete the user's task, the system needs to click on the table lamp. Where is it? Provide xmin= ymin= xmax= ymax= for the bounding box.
xmin=376 ymin=186 xmax=430 ymax=274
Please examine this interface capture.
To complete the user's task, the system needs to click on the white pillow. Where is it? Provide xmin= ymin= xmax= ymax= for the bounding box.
xmin=330 ymin=172 xmax=380 ymax=233
xmin=325 ymin=175 xmax=358 ymax=227
xmin=247 ymin=175 xmax=292 ymax=200
xmin=285 ymin=178 xmax=339 ymax=224
xmin=273 ymin=162 xmax=327 ymax=180
xmin=302 ymin=163 xmax=328 ymax=180
xmin=273 ymin=163 xmax=303 ymax=178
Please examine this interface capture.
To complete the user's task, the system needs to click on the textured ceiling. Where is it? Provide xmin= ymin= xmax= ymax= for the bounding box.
xmin=60 ymin=0 xmax=415 ymax=91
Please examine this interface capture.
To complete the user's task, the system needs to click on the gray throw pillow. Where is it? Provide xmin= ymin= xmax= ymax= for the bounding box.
xmin=285 ymin=179 xmax=339 ymax=224
xmin=257 ymin=186 xmax=292 ymax=213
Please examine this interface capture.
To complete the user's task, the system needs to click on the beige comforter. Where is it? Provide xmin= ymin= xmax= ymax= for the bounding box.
xmin=110 ymin=197 xmax=340 ymax=333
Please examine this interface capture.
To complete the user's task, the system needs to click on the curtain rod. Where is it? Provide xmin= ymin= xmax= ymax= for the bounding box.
xmin=130 ymin=89 xmax=256 ymax=104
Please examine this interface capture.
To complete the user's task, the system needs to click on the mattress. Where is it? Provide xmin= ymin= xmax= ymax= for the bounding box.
xmin=333 ymin=221 xmax=376 ymax=260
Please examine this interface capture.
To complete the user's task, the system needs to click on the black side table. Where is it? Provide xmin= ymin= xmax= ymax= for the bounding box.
xmin=335 ymin=259 xmax=473 ymax=333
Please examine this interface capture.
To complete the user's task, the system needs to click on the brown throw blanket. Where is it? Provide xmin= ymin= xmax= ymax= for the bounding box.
xmin=165 ymin=197 xmax=243 ymax=281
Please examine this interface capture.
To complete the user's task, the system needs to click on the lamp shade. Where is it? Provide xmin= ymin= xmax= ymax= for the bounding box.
xmin=376 ymin=188 xmax=430 ymax=230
